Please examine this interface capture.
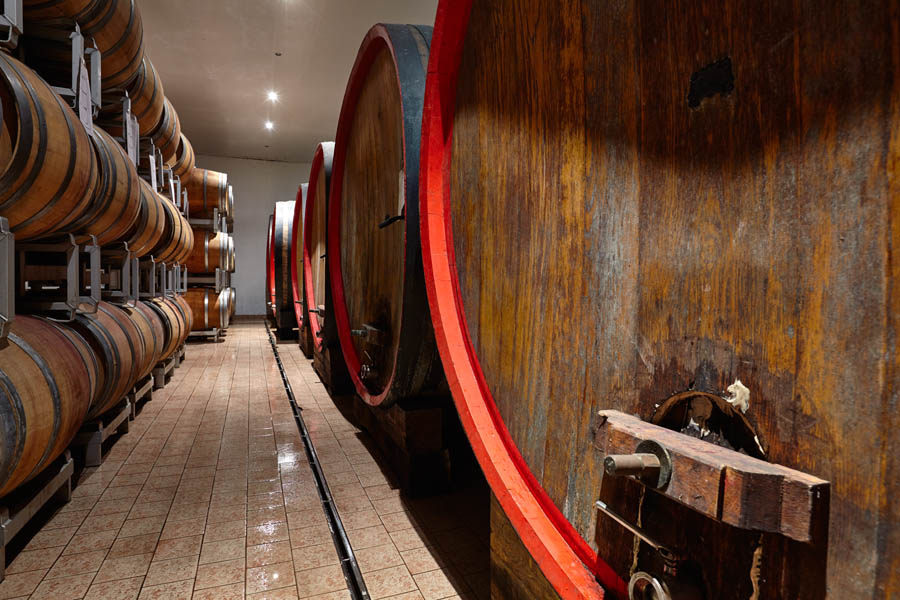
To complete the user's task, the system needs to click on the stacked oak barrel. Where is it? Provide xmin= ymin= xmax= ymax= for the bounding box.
xmin=275 ymin=5 xmax=900 ymax=600
xmin=0 ymin=0 xmax=197 ymax=504
xmin=182 ymin=168 xmax=235 ymax=335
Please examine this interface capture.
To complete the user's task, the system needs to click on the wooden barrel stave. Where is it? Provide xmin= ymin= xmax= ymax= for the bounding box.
xmin=0 ymin=51 xmax=98 ymax=240
xmin=146 ymin=297 xmax=184 ymax=361
xmin=184 ymin=168 xmax=228 ymax=219
xmin=69 ymin=126 xmax=141 ymax=245
xmin=420 ymin=1 xmax=900 ymax=598
xmin=330 ymin=24 xmax=442 ymax=406
xmin=0 ymin=316 xmax=94 ymax=497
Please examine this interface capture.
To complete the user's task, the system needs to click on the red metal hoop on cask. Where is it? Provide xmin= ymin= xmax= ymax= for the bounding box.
xmin=301 ymin=144 xmax=330 ymax=352
xmin=418 ymin=2 xmax=624 ymax=598
xmin=290 ymin=183 xmax=307 ymax=330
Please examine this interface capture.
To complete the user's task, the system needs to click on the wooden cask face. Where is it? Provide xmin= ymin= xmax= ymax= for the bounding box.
xmin=0 ymin=52 xmax=97 ymax=240
xmin=339 ymin=45 xmax=405 ymax=395
xmin=443 ymin=0 xmax=900 ymax=597
xmin=306 ymin=150 xmax=330 ymax=342
xmin=273 ymin=201 xmax=296 ymax=330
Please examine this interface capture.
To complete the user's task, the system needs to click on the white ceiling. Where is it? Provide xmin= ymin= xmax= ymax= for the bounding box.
xmin=140 ymin=0 xmax=438 ymax=163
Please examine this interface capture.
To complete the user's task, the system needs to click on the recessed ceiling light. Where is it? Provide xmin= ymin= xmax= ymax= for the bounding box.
xmin=267 ymin=90 xmax=279 ymax=102
xmin=265 ymin=121 xmax=274 ymax=130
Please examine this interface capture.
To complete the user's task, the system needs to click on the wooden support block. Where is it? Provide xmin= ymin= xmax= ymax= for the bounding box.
xmin=594 ymin=410 xmax=829 ymax=543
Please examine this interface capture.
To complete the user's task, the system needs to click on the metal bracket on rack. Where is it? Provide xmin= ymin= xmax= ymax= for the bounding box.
xmin=188 ymin=208 xmax=220 ymax=232
xmin=100 ymin=243 xmax=137 ymax=307
xmin=17 ymin=235 xmax=100 ymax=320
xmin=138 ymin=259 xmax=160 ymax=300
xmin=181 ymin=187 xmax=189 ymax=219
xmin=177 ymin=265 xmax=187 ymax=294
xmin=0 ymin=0 xmax=22 ymax=49
xmin=138 ymin=142 xmax=161 ymax=190
xmin=0 ymin=218 xmax=13 ymax=348
xmin=187 ymin=267 xmax=223 ymax=292
xmin=28 ymin=24 xmax=101 ymax=123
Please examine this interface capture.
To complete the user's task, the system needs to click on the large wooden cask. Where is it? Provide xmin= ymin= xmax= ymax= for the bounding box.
xmin=22 ymin=0 xmax=145 ymax=89
xmin=69 ymin=126 xmax=141 ymax=245
xmin=266 ymin=213 xmax=275 ymax=319
xmin=291 ymin=183 xmax=312 ymax=354
xmin=419 ymin=1 xmax=900 ymax=598
xmin=0 ymin=52 xmax=97 ymax=241
xmin=0 ymin=316 xmax=95 ymax=497
xmin=271 ymin=200 xmax=296 ymax=334
xmin=184 ymin=168 xmax=228 ymax=219
xmin=124 ymin=179 xmax=166 ymax=257
xmin=185 ymin=288 xmax=228 ymax=331
xmin=300 ymin=142 xmax=351 ymax=394
xmin=69 ymin=301 xmax=142 ymax=420
xmin=330 ymin=24 xmax=443 ymax=406
xmin=184 ymin=231 xmax=228 ymax=274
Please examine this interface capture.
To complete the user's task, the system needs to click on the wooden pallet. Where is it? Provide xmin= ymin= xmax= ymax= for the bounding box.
xmin=0 ymin=452 xmax=74 ymax=582
xmin=72 ymin=400 xmax=131 ymax=467
xmin=127 ymin=375 xmax=153 ymax=419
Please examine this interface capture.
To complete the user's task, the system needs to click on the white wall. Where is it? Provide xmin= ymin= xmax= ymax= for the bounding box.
xmin=195 ymin=155 xmax=310 ymax=316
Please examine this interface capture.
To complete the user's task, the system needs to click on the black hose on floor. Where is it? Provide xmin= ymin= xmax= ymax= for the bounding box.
xmin=265 ymin=323 xmax=370 ymax=600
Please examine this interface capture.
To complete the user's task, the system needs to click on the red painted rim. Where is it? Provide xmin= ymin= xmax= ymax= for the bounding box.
xmin=418 ymin=2 xmax=625 ymax=598
xmin=304 ymin=145 xmax=326 ymax=352
xmin=266 ymin=213 xmax=276 ymax=318
xmin=290 ymin=183 xmax=306 ymax=330
xmin=328 ymin=24 xmax=407 ymax=406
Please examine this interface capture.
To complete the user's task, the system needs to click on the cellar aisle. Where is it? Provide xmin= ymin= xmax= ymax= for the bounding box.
xmin=0 ymin=322 xmax=487 ymax=600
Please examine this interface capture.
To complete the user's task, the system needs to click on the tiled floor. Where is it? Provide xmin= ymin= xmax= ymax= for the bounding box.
xmin=0 ymin=322 xmax=489 ymax=599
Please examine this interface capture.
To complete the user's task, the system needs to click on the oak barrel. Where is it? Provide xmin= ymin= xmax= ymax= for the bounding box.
xmin=146 ymin=297 xmax=185 ymax=361
xmin=226 ymin=234 xmax=235 ymax=272
xmin=148 ymin=195 xmax=192 ymax=264
xmin=151 ymin=98 xmax=180 ymax=163
xmin=0 ymin=52 xmax=97 ymax=240
xmin=185 ymin=288 xmax=228 ymax=331
xmin=120 ymin=301 xmax=164 ymax=379
xmin=69 ymin=301 xmax=143 ymax=420
xmin=290 ymin=184 xmax=308 ymax=330
xmin=272 ymin=200 xmax=296 ymax=333
xmin=419 ymin=1 xmax=900 ymax=598
xmin=23 ymin=0 xmax=145 ymax=90
xmin=124 ymin=178 xmax=166 ymax=257
xmin=168 ymin=133 xmax=195 ymax=179
xmin=184 ymin=230 xmax=228 ymax=274
xmin=183 ymin=168 xmax=228 ymax=220
xmin=172 ymin=294 xmax=193 ymax=340
xmin=69 ymin=126 xmax=141 ymax=245
xmin=330 ymin=24 xmax=443 ymax=406
xmin=0 ymin=316 xmax=95 ymax=497
xmin=124 ymin=56 xmax=165 ymax=136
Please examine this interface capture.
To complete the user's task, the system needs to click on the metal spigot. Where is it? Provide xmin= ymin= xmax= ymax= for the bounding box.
xmin=602 ymin=439 xmax=672 ymax=489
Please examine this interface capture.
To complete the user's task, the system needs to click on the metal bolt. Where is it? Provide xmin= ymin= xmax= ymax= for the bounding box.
xmin=604 ymin=453 xmax=662 ymax=478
